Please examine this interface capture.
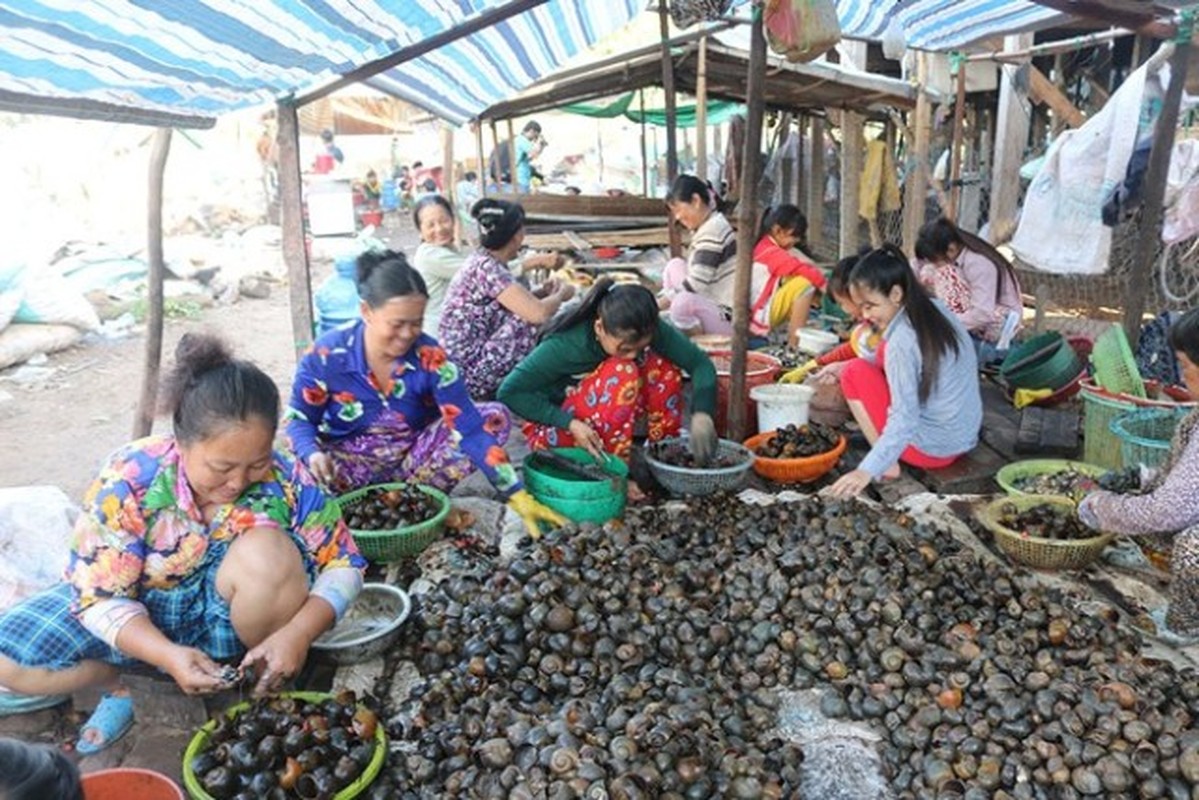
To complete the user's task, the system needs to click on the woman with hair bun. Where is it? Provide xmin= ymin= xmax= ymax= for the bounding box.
xmin=0 ymin=738 xmax=83 ymax=800
xmin=287 ymin=249 xmax=564 ymax=537
xmin=438 ymin=197 xmax=575 ymax=400
xmin=0 ymin=334 xmax=365 ymax=753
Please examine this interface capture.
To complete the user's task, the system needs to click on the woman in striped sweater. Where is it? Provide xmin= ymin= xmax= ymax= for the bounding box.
xmin=659 ymin=175 xmax=737 ymax=336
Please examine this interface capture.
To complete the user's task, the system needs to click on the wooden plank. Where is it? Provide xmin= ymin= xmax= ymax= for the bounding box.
xmin=990 ymin=35 xmax=1034 ymax=243
xmin=524 ymin=226 xmax=688 ymax=250
xmin=516 ymin=193 xmax=667 ymax=219
xmin=1015 ymin=407 xmax=1082 ymax=457
xmin=1029 ymin=65 xmax=1085 ymax=129
xmin=914 ymin=442 xmax=1008 ymax=495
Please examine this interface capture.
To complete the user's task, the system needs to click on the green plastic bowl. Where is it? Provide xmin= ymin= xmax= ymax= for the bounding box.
xmin=1001 ymin=332 xmax=1083 ymax=391
xmin=995 ymin=459 xmax=1106 ymax=498
xmin=525 ymin=448 xmax=627 ymax=524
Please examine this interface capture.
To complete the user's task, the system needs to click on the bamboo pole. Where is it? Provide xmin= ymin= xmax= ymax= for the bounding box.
xmin=727 ymin=3 xmax=767 ymax=442
xmin=696 ymin=35 xmax=709 ymax=182
xmin=441 ymin=124 xmax=454 ymax=203
xmin=901 ymin=54 xmax=932 ymax=253
xmin=507 ymin=119 xmax=518 ymax=193
xmin=965 ymin=27 xmax=1133 ymax=62
xmin=947 ymin=53 xmax=968 ymax=222
xmin=489 ymin=120 xmax=500 ymax=185
xmin=640 ymin=89 xmax=649 ymax=197
xmin=277 ymin=101 xmax=314 ymax=360
xmin=133 ymin=127 xmax=173 ymax=439
xmin=475 ymin=119 xmax=487 ymax=197
xmin=659 ymin=0 xmax=679 ymax=182
xmin=807 ymin=116 xmax=824 ymax=251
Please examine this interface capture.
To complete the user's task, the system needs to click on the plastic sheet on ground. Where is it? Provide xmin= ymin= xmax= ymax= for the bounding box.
xmin=0 ymin=486 xmax=78 ymax=613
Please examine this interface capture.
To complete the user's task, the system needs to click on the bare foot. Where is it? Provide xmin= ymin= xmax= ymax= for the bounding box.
xmin=627 ymin=481 xmax=647 ymax=503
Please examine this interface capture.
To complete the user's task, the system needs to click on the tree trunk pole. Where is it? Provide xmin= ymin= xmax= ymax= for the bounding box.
xmin=133 ymin=127 xmax=173 ymax=439
xmin=696 ymin=35 xmax=709 ymax=182
xmin=277 ymin=101 xmax=314 ymax=360
xmin=948 ymin=53 xmax=968 ymax=222
xmin=659 ymin=0 xmax=679 ymax=181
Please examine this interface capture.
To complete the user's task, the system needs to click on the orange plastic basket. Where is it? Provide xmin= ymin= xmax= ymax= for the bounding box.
xmin=743 ymin=431 xmax=847 ymax=484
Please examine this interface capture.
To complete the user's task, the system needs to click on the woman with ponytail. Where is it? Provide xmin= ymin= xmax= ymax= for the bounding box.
xmin=827 ymin=245 xmax=982 ymax=498
xmin=750 ymin=204 xmax=827 ymax=346
xmin=659 ymin=174 xmax=738 ymax=336
xmin=499 ymin=278 xmax=718 ymax=492
xmin=0 ymin=334 xmax=366 ymax=751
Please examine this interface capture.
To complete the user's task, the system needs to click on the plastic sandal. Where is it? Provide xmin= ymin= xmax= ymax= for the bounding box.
xmin=76 ymin=692 xmax=135 ymax=755
xmin=1146 ymin=607 xmax=1199 ymax=648
xmin=0 ymin=690 xmax=69 ymax=717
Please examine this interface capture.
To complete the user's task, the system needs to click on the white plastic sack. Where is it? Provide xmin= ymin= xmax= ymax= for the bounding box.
xmin=1164 ymin=139 xmax=1199 ymax=244
xmin=14 ymin=273 xmax=101 ymax=331
xmin=0 ymin=486 xmax=79 ymax=613
xmin=0 ymin=287 xmax=21 ymax=333
xmin=0 ymin=323 xmax=83 ymax=370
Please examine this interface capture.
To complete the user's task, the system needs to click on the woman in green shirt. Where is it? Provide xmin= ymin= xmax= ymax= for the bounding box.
xmin=498 ymin=278 xmax=718 ymax=485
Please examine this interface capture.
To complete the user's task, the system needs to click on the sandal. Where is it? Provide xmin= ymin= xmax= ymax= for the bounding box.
xmin=1145 ymin=607 xmax=1199 ymax=648
xmin=0 ymin=690 xmax=69 ymax=717
xmin=76 ymin=692 xmax=135 ymax=755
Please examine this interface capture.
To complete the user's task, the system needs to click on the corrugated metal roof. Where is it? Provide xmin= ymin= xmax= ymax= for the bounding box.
xmin=0 ymin=1 xmax=641 ymax=127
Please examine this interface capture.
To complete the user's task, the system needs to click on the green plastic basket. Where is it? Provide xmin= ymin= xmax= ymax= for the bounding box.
xmin=1091 ymin=325 xmax=1146 ymax=398
xmin=1081 ymin=381 xmax=1142 ymax=470
xmin=525 ymin=448 xmax=627 ymax=524
xmin=183 ymin=691 xmax=387 ymax=800
xmin=994 ymin=459 xmax=1107 ymax=498
xmin=1000 ymin=332 xmax=1082 ymax=391
xmin=1111 ymin=408 xmax=1190 ymax=470
xmin=336 ymin=482 xmax=450 ymax=561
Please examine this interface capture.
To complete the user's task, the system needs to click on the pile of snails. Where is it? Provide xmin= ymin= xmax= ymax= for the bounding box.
xmin=755 ymin=422 xmax=842 ymax=459
xmin=341 ymin=485 xmax=440 ymax=531
xmin=355 ymin=493 xmax=1198 ymax=798
xmin=996 ymin=501 xmax=1099 ymax=542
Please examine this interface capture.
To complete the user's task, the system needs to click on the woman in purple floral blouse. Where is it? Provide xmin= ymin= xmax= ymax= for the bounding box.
xmin=438 ymin=198 xmax=575 ymax=400
xmin=0 ymin=335 xmax=365 ymax=753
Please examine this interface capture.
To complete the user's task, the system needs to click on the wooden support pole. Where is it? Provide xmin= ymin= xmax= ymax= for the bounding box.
xmin=794 ymin=114 xmax=805 ymax=208
xmin=779 ymin=113 xmax=794 ymax=204
xmin=489 ymin=120 xmax=500 ymax=185
xmin=1029 ymin=66 xmax=1086 ymax=129
xmin=807 ymin=116 xmax=825 ymax=251
xmin=133 ymin=127 xmax=173 ymax=439
xmin=948 ymin=53 xmax=968 ymax=222
xmin=727 ymin=3 xmax=767 ymax=442
xmin=659 ymin=0 xmax=679 ymax=182
xmin=441 ymin=123 xmax=454 ymax=203
xmin=901 ymin=55 xmax=932 ymax=253
xmin=640 ymin=90 xmax=649 ymax=197
xmin=840 ymin=41 xmax=867 ymax=256
xmin=990 ymin=34 xmax=1034 ymax=244
xmin=277 ymin=101 xmax=314 ymax=360
xmin=696 ymin=35 xmax=709 ymax=182
xmin=475 ymin=120 xmax=487 ymax=197
xmin=1123 ymin=38 xmax=1191 ymax=345
xmin=507 ymin=119 xmax=518 ymax=192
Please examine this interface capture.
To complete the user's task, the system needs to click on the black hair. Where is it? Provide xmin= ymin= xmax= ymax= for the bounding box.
xmin=916 ymin=218 xmax=1021 ymax=306
xmin=319 ymin=129 xmax=333 ymax=142
xmin=471 ymin=198 xmax=526 ymax=250
xmin=522 ymin=121 xmax=542 ymax=135
xmin=355 ymin=249 xmax=428 ymax=307
xmin=850 ymin=244 xmax=962 ymax=404
xmin=540 ymin=277 xmax=659 ymax=343
xmin=1169 ymin=308 xmax=1199 ymax=366
xmin=666 ymin=174 xmax=722 ymax=213
xmin=159 ymin=334 xmax=280 ymax=445
xmin=422 ymin=178 xmax=436 ymax=192
xmin=0 ymin=738 xmax=83 ymax=800
xmin=412 ymin=194 xmax=453 ymax=229
xmin=827 ymin=246 xmax=872 ymax=299
xmin=463 ymin=170 xmax=477 ymax=182
xmin=758 ymin=204 xmax=808 ymax=251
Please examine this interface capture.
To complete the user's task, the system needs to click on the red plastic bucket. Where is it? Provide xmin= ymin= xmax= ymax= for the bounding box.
xmin=707 ymin=350 xmax=782 ymax=438
xmin=82 ymin=768 xmax=184 ymax=800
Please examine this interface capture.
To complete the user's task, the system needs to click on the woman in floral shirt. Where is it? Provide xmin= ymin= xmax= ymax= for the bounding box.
xmin=437 ymin=198 xmax=574 ymax=400
xmin=0 ymin=335 xmax=365 ymax=753
xmin=287 ymin=250 xmax=563 ymax=537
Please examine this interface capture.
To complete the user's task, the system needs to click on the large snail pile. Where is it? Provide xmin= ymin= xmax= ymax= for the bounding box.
xmin=755 ymin=422 xmax=841 ymax=459
xmin=357 ymin=493 xmax=1199 ymax=798
xmin=997 ymin=501 xmax=1098 ymax=542
xmin=341 ymin=485 xmax=439 ymax=531
xmin=189 ymin=692 xmax=379 ymax=799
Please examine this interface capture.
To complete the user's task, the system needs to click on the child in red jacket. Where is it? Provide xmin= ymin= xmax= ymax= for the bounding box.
xmin=750 ymin=205 xmax=827 ymax=347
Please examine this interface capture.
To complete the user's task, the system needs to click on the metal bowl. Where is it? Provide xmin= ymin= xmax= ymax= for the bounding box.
xmin=310 ymin=583 xmax=411 ymax=666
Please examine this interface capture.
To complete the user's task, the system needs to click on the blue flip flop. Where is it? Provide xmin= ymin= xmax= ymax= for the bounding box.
xmin=0 ymin=691 xmax=70 ymax=717
xmin=1146 ymin=607 xmax=1199 ymax=647
xmin=76 ymin=692 xmax=134 ymax=755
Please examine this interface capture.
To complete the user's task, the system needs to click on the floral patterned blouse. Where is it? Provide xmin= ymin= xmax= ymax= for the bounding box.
xmin=67 ymin=436 xmax=364 ymax=614
xmin=437 ymin=248 xmax=539 ymax=399
xmin=286 ymin=322 xmax=520 ymax=494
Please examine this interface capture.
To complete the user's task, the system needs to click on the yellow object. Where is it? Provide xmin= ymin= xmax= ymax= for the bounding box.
xmin=859 ymin=138 xmax=901 ymax=221
xmin=780 ymin=359 xmax=819 ymax=384
xmin=768 ymin=276 xmax=815 ymax=328
xmin=507 ymin=489 xmax=568 ymax=539
xmin=1013 ymin=387 xmax=1054 ymax=409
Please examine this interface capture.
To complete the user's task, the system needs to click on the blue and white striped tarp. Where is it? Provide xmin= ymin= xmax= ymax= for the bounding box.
xmin=836 ymin=0 xmax=1069 ymax=50
xmin=0 ymin=1 xmax=641 ymax=127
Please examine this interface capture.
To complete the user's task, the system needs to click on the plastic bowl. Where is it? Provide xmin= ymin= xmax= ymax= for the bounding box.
xmin=525 ymin=448 xmax=628 ymax=524
xmin=743 ymin=431 xmax=847 ymax=484
xmin=83 ymin=769 xmax=184 ymax=800
xmin=994 ymin=459 xmax=1106 ymax=498
xmin=310 ymin=583 xmax=411 ymax=666
xmin=797 ymin=328 xmax=841 ymax=356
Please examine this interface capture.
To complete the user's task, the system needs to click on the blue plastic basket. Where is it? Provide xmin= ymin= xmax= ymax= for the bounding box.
xmin=1110 ymin=408 xmax=1190 ymax=470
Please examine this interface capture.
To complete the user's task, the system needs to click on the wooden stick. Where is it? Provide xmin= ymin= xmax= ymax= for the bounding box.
xmin=133 ymin=127 xmax=173 ymax=439
xmin=696 ymin=35 xmax=709 ymax=181
xmin=659 ymin=0 xmax=679 ymax=182
xmin=507 ymin=118 xmax=518 ymax=192
xmin=948 ymin=55 xmax=968 ymax=222
xmin=474 ymin=119 xmax=486 ymax=198
xmin=277 ymin=101 xmax=314 ymax=360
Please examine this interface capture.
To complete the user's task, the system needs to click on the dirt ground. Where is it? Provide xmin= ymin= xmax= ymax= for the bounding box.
xmin=0 ymin=217 xmax=417 ymax=500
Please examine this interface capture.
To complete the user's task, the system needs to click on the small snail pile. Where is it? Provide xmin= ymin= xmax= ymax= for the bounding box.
xmin=997 ymin=501 xmax=1097 ymax=541
xmin=341 ymin=485 xmax=439 ymax=531
xmin=190 ymin=691 xmax=379 ymax=799
xmin=1010 ymin=469 xmax=1098 ymax=499
xmin=756 ymin=422 xmax=841 ymax=459
xmin=648 ymin=440 xmax=745 ymax=469
xmin=1097 ymin=466 xmax=1143 ymax=495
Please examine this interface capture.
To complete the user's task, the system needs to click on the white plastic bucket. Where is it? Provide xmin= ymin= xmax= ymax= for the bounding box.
xmin=797 ymin=327 xmax=840 ymax=356
xmin=750 ymin=383 xmax=815 ymax=432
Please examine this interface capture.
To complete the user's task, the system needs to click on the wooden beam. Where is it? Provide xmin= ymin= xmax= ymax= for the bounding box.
xmin=296 ymin=0 xmax=549 ymax=106
xmin=133 ymin=127 xmax=172 ymax=439
xmin=489 ymin=120 xmax=501 ymax=185
xmin=1124 ymin=39 xmax=1191 ymax=344
xmin=807 ymin=116 xmax=825 ymax=251
xmin=902 ymin=53 xmax=931 ymax=254
xmin=1029 ymin=65 xmax=1086 ymax=129
xmin=639 ymin=90 xmax=649 ymax=197
xmin=507 ymin=119 xmax=518 ymax=191
xmin=840 ymin=42 xmax=868 ymax=255
xmin=989 ymin=35 xmax=1034 ymax=243
xmin=965 ymin=27 xmax=1135 ymax=62
xmin=659 ymin=0 xmax=680 ymax=182
xmin=696 ymin=36 xmax=710 ymax=182
xmin=474 ymin=120 xmax=486 ymax=198
xmin=728 ymin=5 xmax=767 ymax=442
xmin=1027 ymin=0 xmax=1174 ymax=39
xmin=277 ymin=101 xmax=314 ymax=358
xmin=948 ymin=54 xmax=968 ymax=222
xmin=441 ymin=124 xmax=454 ymax=203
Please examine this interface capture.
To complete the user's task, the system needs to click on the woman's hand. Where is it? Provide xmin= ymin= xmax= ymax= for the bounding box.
xmin=240 ymin=627 xmax=310 ymax=698
xmin=306 ymin=452 xmax=337 ymax=487
xmin=825 ymin=468 xmax=872 ymax=499
xmin=163 ymin=645 xmax=227 ymax=695
xmin=525 ymin=251 xmax=562 ymax=270
xmin=568 ymin=419 xmax=605 ymax=461
xmin=814 ymin=362 xmax=846 ymax=385
xmin=688 ymin=412 xmax=717 ymax=463
xmin=554 ymin=281 xmax=576 ymax=302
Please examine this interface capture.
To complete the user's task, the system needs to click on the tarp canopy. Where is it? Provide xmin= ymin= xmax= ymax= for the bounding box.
xmin=0 ymin=0 xmax=641 ymax=128
xmin=563 ymin=93 xmax=746 ymax=128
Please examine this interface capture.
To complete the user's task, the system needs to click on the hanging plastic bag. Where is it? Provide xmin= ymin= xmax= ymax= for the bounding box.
xmin=765 ymin=0 xmax=841 ymax=63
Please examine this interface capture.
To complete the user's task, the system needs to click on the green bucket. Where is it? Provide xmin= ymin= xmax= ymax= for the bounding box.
xmin=1000 ymin=332 xmax=1082 ymax=391
xmin=524 ymin=448 xmax=627 ymax=524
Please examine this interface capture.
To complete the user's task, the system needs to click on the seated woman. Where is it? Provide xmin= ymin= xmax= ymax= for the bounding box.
xmin=498 ymin=278 xmax=718 ymax=492
xmin=827 ymin=245 xmax=982 ymax=498
xmin=1079 ymin=309 xmax=1199 ymax=641
xmin=438 ymin=198 xmax=575 ymax=400
xmin=750 ymin=204 xmax=828 ymax=348
xmin=288 ymin=249 xmax=563 ymax=536
xmin=914 ymin=218 xmax=1023 ymax=364
xmin=0 ymin=334 xmax=366 ymax=753
xmin=660 ymin=175 xmax=737 ymax=336
xmin=412 ymin=195 xmax=559 ymax=336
